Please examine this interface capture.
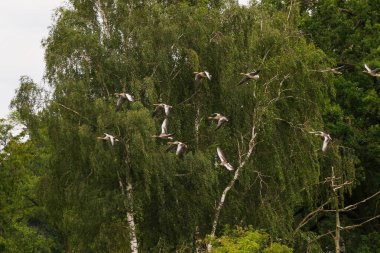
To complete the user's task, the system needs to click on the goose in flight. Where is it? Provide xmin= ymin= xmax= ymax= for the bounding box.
xmin=152 ymin=103 xmax=172 ymax=117
xmin=194 ymin=71 xmax=212 ymax=81
xmin=310 ymin=131 xmax=332 ymax=152
xmin=97 ymin=133 xmax=119 ymax=146
xmin=115 ymin=92 xmax=134 ymax=111
xmin=152 ymin=118 xmax=174 ymax=140
xmin=317 ymin=66 xmax=345 ymax=75
xmin=208 ymin=113 xmax=229 ymax=130
xmin=237 ymin=70 xmax=260 ymax=86
xmin=166 ymin=141 xmax=188 ymax=158
xmin=216 ymin=147 xmax=234 ymax=171
xmin=363 ymin=64 xmax=380 ymax=77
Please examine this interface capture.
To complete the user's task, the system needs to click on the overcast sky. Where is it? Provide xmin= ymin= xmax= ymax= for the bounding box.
xmin=0 ymin=0 xmax=249 ymax=119
xmin=0 ymin=0 xmax=64 ymax=118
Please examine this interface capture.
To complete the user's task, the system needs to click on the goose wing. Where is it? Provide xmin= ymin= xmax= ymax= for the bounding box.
xmin=333 ymin=65 xmax=345 ymax=71
xmin=364 ymin=64 xmax=371 ymax=72
xmin=109 ymin=136 xmax=115 ymax=146
xmin=217 ymin=147 xmax=228 ymax=163
xmin=237 ymin=76 xmax=249 ymax=86
xmin=208 ymin=113 xmax=220 ymax=119
xmin=161 ymin=118 xmax=169 ymax=134
xmin=126 ymin=93 xmax=134 ymax=102
xmin=249 ymin=70 xmax=260 ymax=76
xmin=322 ymin=135 xmax=332 ymax=152
xmin=164 ymin=104 xmax=171 ymax=116
xmin=216 ymin=117 xmax=227 ymax=130
xmin=204 ymin=71 xmax=212 ymax=80
xmin=176 ymin=143 xmax=186 ymax=157
xmin=223 ymin=162 xmax=234 ymax=171
xmin=166 ymin=141 xmax=178 ymax=152
xmin=194 ymin=72 xmax=201 ymax=81
xmin=115 ymin=97 xmax=126 ymax=111
xmin=152 ymin=104 xmax=163 ymax=117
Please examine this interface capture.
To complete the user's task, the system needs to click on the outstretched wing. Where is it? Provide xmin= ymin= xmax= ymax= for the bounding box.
xmin=204 ymin=71 xmax=212 ymax=80
xmin=364 ymin=64 xmax=371 ymax=72
xmin=166 ymin=142 xmax=177 ymax=152
xmin=194 ymin=72 xmax=201 ymax=81
xmin=161 ymin=118 xmax=169 ymax=134
xmin=152 ymin=104 xmax=162 ymax=117
xmin=237 ymin=76 xmax=249 ymax=86
xmin=126 ymin=93 xmax=134 ymax=102
xmin=217 ymin=147 xmax=227 ymax=163
xmin=115 ymin=97 xmax=126 ymax=111
xmin=223 ymin=162 xmax=234 ymax=171
xmin=164 ymin=104 xmax=171 ymax=116
xmin=250 ymin=70 xmax=260 ymax=76
xmin=333 ymin=65 xmax=345 ymax=71
xmin=216 ymin=118 xmax=226 ymax=130
xmin=176 ymin=143 xmax=186 ymax=157
xmin=322 ymin=135 xmax=332 ymax=152
xmin=110 ymin=136 xmax=115 ymax=146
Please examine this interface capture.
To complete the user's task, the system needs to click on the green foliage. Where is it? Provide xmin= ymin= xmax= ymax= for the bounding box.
xmin=211 ymin=226 xmax=293 ymax=253
xmin=0 ymin=119 xmax=61 ymax=252
xmin=299 ymin=0 xmax=380 ymax=250
xmin=263 ymin=243 xmax=293 ymax=253
xmin=4 ymin=0 xmax=364 ymax=252
xmin=355 ymin=232 xmax=380 ymax=253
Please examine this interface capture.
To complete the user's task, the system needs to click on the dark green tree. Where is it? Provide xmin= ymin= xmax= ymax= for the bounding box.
xmin=8 ymin=0 xmax=359 ymax=252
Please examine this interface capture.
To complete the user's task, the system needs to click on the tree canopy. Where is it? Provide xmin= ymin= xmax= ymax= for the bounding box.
xmin=2 ymin=0 xmax=379 ymax=252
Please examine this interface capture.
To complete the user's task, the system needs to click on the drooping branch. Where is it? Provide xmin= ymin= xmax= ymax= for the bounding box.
xmin=51 ymin=101 xmax=97 ymax=127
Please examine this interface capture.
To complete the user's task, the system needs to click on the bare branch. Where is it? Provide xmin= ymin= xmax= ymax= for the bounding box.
xmin=333 ymin=181 xmax=353 ymax=192
xmin=340 ymin=215 xmax=380 ymax=231
xmin=294 ymin=199 xmax=331 ymax=234
xmin=340 ymin=191 xmax=380 ymax=212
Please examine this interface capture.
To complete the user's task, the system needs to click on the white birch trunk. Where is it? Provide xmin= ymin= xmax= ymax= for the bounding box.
xmin=117 ymin=171 xmax=139 ymax=253
xmin=195 ymin=106 xmax=201 ymax=147
xmin=207 ymin=127 xmax=257 ymax=252
xmin=126 ymin=182 xmax=139 ymax=253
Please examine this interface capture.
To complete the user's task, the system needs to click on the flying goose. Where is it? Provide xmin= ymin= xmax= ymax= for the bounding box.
xmin=237 ymin=70 xmax=260 ymax=86
xmin=318 ymin=66 xmax=345 ymax=75
xmin=166 ymin=141 xmax=188 ymax=158
xmin=208 ymin=113 xmax=229 ymax=130
xmin=152 ymin=103 xmax=172 ymax=117
xmin=310 ymin=131 xmax=332 ymax=152
xmin=216 ymin=147 xmax=234 ymax=171
xmin=115 ymin=92 xmax=134 ymax=111
xmin=97 ymin=133 xmax=119 ymax=146
xmin=363 ymin=64 xmax=380 ymax=77
xmin=194 ymin=71 xmax=212 ymax=81
xmin=152 ymin=118 xmax=174 ymax=140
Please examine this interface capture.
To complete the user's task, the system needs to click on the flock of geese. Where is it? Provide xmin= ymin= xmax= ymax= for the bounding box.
xmin=96 ymin=62 xmax=377 ymax=170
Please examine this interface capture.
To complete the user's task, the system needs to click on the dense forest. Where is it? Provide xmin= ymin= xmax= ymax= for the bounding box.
xmin=1 ymin=0 xmax=379 ymax=252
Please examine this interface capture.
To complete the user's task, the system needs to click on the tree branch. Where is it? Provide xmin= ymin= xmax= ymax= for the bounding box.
xmin=207 ymin=127 xmax=257 ymax=252
xmin=340 ymin=215 xmax=380 ymax=231
xmin=294 ymin=199 xmax=331 ymax=234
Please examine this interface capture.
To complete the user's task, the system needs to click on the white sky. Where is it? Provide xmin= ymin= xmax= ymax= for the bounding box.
xmin=0 ymin=0 xmax=249 ymax=119
xmin=0 ymin=0 xmax=64 ymax=118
